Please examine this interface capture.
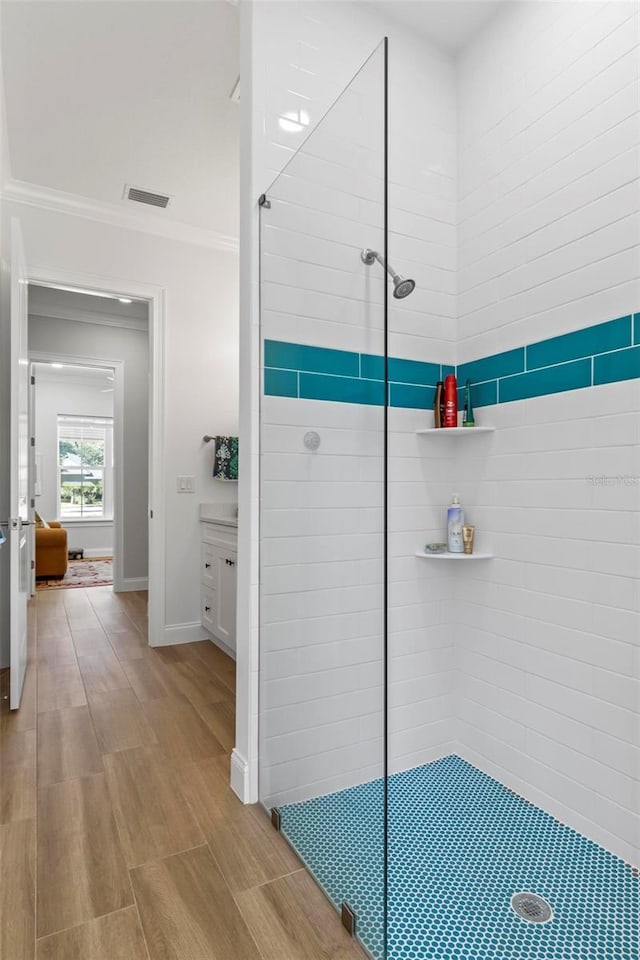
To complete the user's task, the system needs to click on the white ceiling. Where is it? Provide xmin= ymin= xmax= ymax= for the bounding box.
xmin=372 ymin=1 xmax=503 ymax=53
xmin=29 ymin=284 xmax=149 ymax=323
xmin=1 ymin=1 xmax=239 ymax=239
xmin=1 ymin=0 xmax=500 ymax=246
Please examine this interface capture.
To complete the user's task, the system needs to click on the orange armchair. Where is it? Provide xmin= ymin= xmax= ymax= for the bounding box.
xmin=35 ymin=521 xmax=68 ymax=579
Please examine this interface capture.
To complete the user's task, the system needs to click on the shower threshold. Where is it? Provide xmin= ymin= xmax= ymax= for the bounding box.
xmin=278 ymin=755 xmax=639 ymax=960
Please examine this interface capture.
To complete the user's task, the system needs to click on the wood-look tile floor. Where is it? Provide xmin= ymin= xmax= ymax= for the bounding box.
xmin=0 ymin=586 xmax=366 ymax=960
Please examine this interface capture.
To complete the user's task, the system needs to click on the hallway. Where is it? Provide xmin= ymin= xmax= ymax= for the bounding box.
xmin=0 ymin=586 xmax=364 ymax=960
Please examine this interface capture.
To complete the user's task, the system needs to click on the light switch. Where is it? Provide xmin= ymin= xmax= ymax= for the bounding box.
xmin=177 ymin=476 xmax=195 ymax=493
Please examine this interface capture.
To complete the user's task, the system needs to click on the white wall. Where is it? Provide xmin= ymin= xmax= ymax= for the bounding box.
xmin=0 ymin=198 xmax=239 ymax=643
xmin=455 ymin=0 xmax=640 ymax=863
xmin=258 ymin=42 xmax=386 ymax=806
xmin=32 ymin=370 xmax=115 ymax=557
xmin=242 ymin=0 xmax=458 ymax=805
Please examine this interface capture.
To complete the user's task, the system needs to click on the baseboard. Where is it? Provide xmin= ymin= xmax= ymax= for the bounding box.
xmin=115 ymin=577 xmax=148 ymax=592
xmin=150 ymin=621 xmax=208 ymax=647
xmin=230 ymin=749 xmax=250 ymax=802
xmin=203 ymin=631 xmax=236 ymax=661
xmin=84 ymin=549 xmax=113 ymax=559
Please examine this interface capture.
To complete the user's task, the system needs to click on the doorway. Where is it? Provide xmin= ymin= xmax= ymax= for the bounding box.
xmin=31 ymin=359 xmax=117 ymax=591
xmin=24 ymin=273 xmax=165 ymax=647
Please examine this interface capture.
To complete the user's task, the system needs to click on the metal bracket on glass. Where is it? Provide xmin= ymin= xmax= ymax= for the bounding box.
xmin=258 ymin=193 xmax=271 ymax=209
xmin=341 ymin=901 xmax=357 ymax=937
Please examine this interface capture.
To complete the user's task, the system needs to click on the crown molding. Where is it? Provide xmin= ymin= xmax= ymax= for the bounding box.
xmin=30 ymin=304 xmax=148 ymax=332
xmin=1 ymin=177 xmax=240 ymax=254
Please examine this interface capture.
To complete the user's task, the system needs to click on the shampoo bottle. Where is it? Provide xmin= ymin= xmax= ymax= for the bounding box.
xmin=444 ymin=374 xmax=458 ymax=428
xmin=447 ymin=494 xmax=464 ymax=553
xmin=433 ymin=381 xmax=444 ymax=428
xmin=463 ymin=379 xmax=475 ymax=427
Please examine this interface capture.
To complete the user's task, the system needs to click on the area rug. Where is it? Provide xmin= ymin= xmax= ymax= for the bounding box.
xmin=37 ymin=558 xmax=113 ymax=590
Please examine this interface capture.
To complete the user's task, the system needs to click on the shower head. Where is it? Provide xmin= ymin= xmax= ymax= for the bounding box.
xmin=393 ymin=276 xmax=416 ymax=300
xmin=361 ymin=248 xmax=415 ymax=300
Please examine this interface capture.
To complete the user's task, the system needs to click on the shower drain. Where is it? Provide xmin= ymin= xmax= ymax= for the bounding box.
xmin=510 ymin=892 xmax=554 ymax=924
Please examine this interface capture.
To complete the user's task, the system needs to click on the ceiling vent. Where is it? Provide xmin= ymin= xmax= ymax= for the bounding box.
xmin=124 ymin=185 xmax=171 ymax=209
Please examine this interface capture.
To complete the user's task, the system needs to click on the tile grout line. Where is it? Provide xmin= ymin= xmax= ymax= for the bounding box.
xmin=201 ymin=835 xmax=271 ymax=960
xmin=232 ymin=865 xmax=307 ymax=897
xmin=33 ymin=905 xmax=149 ymax=951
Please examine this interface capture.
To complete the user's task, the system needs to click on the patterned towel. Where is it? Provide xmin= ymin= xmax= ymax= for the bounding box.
xmin=213 ymin=436 xmax=239 ymax=481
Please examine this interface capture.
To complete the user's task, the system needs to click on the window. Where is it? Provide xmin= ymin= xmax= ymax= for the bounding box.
xmin=57 ymin=415 xmax=113 ymax=520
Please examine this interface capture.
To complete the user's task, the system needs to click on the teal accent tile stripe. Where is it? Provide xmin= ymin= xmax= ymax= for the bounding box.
xmin=265 ymin=340 xmax=359 ymax=377
xmin=388 ymin=357 xmax=440 ymax=386
xmin=457 ymin=348 xmax=524 ymax=385
xmin=463 ymin=380 xmax=497 ymax=409
xmin=594 ymin=346 xmax=640 ymax=386
xmin=300 ymin=372 xmax=385 ymax=406
xmin=390 ymin=383 xmax=432 ymax=409
xmin=500 ymin=359 xmax=591 ymax=403
xmin=264 ymin=368 xmax=298 ymax=398
xmin=263 ymin=311 xmax=640 ymax=410
xmin=265 ymin=340 xmax=446 ymax=410
xmin=361 ymin=354 xmax=385 ymax=380
xmin=526 ymin=316 xmax=631 ymax=370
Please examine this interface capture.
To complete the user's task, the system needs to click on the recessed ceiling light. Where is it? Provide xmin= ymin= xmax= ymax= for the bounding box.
xmin=118 ymin=298 xmax=132 ymax=304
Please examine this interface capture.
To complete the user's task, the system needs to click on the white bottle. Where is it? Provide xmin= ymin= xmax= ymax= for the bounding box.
xmin=447 ymin=494 xmax=464 ymax=553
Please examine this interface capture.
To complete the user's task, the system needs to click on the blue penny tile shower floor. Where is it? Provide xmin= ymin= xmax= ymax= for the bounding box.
xmin=278 ymin=756 xmax=639 ymax=960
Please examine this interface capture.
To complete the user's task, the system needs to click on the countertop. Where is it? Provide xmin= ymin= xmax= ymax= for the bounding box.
xmin=199 ymin=503 xmax=238 ymax=527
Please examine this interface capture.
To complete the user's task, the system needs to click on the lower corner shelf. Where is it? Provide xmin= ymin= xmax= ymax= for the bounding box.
xmin=415 ymin=550 xmax=493 ymax=561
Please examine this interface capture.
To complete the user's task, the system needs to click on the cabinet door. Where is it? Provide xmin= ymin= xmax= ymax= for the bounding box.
xmin=201 ymin=541 xmax=217 ymax=591
xmin=201 ymin=586 xmax=217 ymax=635
xmin=216 ymin=550 xmax=236 ymax=651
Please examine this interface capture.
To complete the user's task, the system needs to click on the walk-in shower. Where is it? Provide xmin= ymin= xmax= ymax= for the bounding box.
xmin=258 ymin=8 xmax=639 ymax=959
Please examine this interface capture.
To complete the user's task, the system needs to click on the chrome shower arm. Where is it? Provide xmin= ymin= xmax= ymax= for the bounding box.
xmin=361 ymin=248 xmax=400 ymax=283
xmin=361 ymin=248 xmax=415 ymax=300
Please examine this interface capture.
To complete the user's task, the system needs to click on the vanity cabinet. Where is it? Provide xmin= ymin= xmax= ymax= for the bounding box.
xmin=200 ymin=518 xmax=237 ymax=658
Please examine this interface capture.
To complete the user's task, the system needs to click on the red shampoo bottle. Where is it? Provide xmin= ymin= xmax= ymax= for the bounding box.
xmin=444 ymin=374 xmax=458 ymax=428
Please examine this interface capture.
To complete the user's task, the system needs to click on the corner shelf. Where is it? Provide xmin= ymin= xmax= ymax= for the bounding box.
xmin=415 ymin=550 xmax=493 ymax=561
xmin=416 ymin=426 xmax=494 ymax=435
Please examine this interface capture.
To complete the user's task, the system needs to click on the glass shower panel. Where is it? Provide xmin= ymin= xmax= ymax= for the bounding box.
xmin=258 ymin=42 xmax=388 ymax=960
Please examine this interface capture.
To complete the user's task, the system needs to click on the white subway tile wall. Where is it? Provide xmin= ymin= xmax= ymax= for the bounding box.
xmin=256 ymin=4 xmax=458 ymax=807
xmin=456 ymin=0 xmax=640 ymax=862
xmin=250 ymin=0 xmax=640 ymax=862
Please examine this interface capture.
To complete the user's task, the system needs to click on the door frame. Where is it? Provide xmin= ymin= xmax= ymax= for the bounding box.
xmin=26 ymin=265 xmax=166 ymax=646
xmin=8 ymin=218 xmax=30 ymax=708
